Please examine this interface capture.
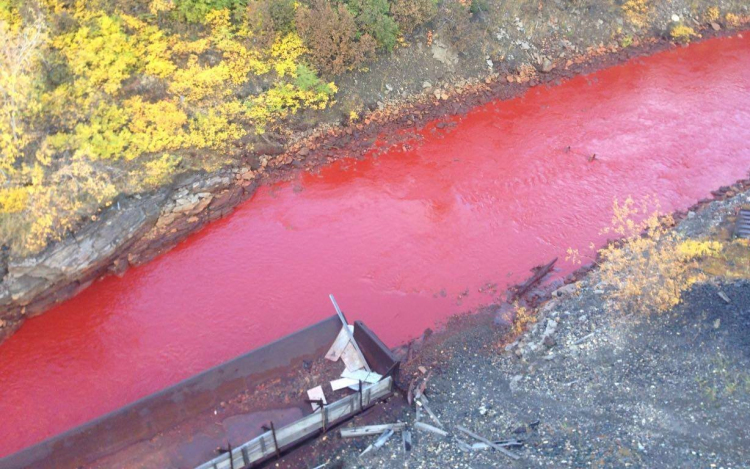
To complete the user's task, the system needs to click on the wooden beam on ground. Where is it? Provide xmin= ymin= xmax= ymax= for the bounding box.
xmin=414 ymin=421 xmax=448 ymax=437
xmin=455 ymin=426 xmax=520 ymax=460
xmin=340 ymin=423 xmax=406 ymax=438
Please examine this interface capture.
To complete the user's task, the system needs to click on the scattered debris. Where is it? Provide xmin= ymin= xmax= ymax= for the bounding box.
xmin=402 ymin=430 xmax=412 ymax=452
xmin=455 ymin=426 xmax=520 ymax=460
xmin=306 ymin=386 xmax=327 ymax=411
xmin=330 ymin=377 xmax=359 ymax=391
xmin=341 ymin=369 xmax=382 ymax=384
xmin=414 ymin=421 xmax=449 ymax=437
xmin=718 ymin=290 xmax=731 ymax=303
xmin=416 ymin=397 xmax=444 ymax=428
xmin=360 ymin=429 xmax=395 ymax=457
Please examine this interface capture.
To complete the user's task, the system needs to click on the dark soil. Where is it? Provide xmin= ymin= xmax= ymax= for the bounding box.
xmin=282 ymin=190 xmax=750 ymax=468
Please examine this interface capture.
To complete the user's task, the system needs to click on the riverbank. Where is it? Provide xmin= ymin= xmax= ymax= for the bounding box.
xmin=2 ymin=14 xmax=750 ymax=343
xmin=304 ymin=186 xmax=750 ymax=467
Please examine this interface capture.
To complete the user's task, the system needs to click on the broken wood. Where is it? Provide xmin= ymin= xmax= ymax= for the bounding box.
xmin=508 ymin=258 xmax=557 ymax=302
xmin=325 ymin=325 xmax=354 ymax=362
xmin=456 ymin=426 xmax=520 ymax=460
xmin=360 ymin=428 xmax=395 ymax=457
xmin=306 ymin=386 xmax=327 ymax=411
xmin=330 ymin=295 xmax=371 ymax=372
xmin=340 ymin=423 xmax=406 ymax=438
xmin=416 ymin=397 xmax=443 ymax=428
xmin=197 ymin=378 xmax=393 ymax=469
xmin=414 ymin=421 xmax=448 ymax=437
xmin=341 ymin=342 xmax=367 ymax=372
xmin=402 ymin=430 xmax=412 ymax=452
xmin=330 ymin=378 xmax=359 ymax=391
xmin=341 ymin=369 xmax=382 ymax=384
xmin=718 ymin=291 xmax=731 ymax=304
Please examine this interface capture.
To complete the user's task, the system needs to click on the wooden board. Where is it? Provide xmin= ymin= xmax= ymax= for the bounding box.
xmin=340 ymin=341 xmax=366 ymax=371
xmin=340 ymin=423 xmax=406 ymax=438
xmin=325 ymin=326 xmax=354 ymax=362
xmin=196 ymin=377 xmax=393 ymax=469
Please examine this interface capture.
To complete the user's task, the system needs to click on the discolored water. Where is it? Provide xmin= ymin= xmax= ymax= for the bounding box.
xmin=1 ymin=34 xmax=749 ymax=457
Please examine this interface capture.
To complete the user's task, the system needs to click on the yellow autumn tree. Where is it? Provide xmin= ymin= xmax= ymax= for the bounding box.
xmin=0 ymin=14 xmax=46 ymax=174
xmin=577 ymin=197 xmax=723 ymax=315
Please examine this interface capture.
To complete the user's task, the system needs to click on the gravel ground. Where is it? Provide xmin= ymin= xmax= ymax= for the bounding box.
xmin=307 ymin=191 xmax=750 ymax=468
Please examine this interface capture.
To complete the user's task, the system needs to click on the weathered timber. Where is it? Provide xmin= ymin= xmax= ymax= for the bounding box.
xmin=414 ymin=422 xmax=448 ymax=437
xmin=508 ymin=258 xmax=558 ymax=302
xmin=330 ymin=295 xmax=371 ymax=372
xmin=196 ymin=377 xmax=393 ymax=469
xmin=340 ymin=423 xmax=406 ymax=438
xmin=455 ymin=426 xmax=520 ymax=460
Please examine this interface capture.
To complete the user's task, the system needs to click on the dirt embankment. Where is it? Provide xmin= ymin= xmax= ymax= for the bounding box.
xmin=286 ymin=186 xmax=750 ymax=468
xmin=1 ymin=0 xmax=749 ymax=342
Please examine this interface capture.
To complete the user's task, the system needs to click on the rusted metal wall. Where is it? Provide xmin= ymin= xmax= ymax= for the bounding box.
xmin=0 ymin=315 xmax=342 ymax=469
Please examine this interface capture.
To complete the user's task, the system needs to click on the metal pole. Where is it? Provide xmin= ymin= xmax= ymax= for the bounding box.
xmin=329 ymin=294 xmax=371 ymax=372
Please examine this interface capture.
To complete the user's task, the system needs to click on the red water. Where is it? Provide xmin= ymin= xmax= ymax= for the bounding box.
xmin=2 ymin=34 xmax=750 ymax=457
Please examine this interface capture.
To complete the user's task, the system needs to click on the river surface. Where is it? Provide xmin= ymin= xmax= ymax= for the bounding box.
xmin=2 ymin=34 xmax=750 ymax=457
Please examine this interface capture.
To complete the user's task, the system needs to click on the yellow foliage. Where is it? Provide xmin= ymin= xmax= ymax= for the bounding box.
xmin=676 ymin=240 xmax=723 ymax=258
xmin=705 ymin=6 xmax=720 ymax=22
xmin=725 ymin=13 xmax=743 ymax=27
xmin=670 ymin=24 xmax=696 ymax=43
xmin=583 ymin=197 xmax=723 ymax=315
xmin=125 ymin=96 xmax=187 ymax=155
xmin=1 ymin=1 xmax=342 ymax=255
xmin=22 ymin=160 xmax=117 ymax=253
xmin=142 ymin=153 xmax=182 ymax=187
xmin=512 ymin=305 xmax=536 ymax=336
xmin=622 ymin=0 xmax=651 ymax=28
xmin=54 ymin=14 xmax=137 ymax=95
xmin=0 ymin=15 xmax=47 ymax=173
xmin=0 ymin=186 xmax=27 ymax=212
xmin=150 ymin=0 xmax=175 ymax=15
xmin=271 ymin=32 xmax=308 ymax=77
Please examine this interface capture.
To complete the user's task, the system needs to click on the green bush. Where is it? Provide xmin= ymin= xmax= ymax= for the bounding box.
xmin=346 ymin=0 xmax=400 ymax=51
xmin=268 ymin=0 xmax=296 ymax=33
xmin=176 ymin=0 xmax=245 ymax=23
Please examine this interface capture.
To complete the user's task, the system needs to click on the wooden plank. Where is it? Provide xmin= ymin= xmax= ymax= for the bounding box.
xmin=455 ymin=425 xmax=520 ymax=460
xmin=195 ymin=377 xmax=393 ymax=469
xmin=360 ymin=428 xmax=395 ymax=456
xmin=416 ymin=397 xmax=443 ymax=428
xmin=340 ymin=423 xmax=406 ymax=438
xmin=414 ymin=421 xmax=448 ymax=437
xmin=307 ymin=386 xmax=327 ymax=410
xmin=325 ymin=326 xmax=354 ymax=362
xmin=330 ymin=378 xmax=359 ymax=391
xmin=341 ymin=369 xmax=382 ymax=384
xmin=340 ymin=342 xmax=366 ymax=372
xmin=329 ymin=295 xmax=371 ymax=372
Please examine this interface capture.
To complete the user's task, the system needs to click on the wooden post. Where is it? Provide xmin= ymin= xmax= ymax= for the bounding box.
xmin=329 ymin=295 xmax=371 ymax=372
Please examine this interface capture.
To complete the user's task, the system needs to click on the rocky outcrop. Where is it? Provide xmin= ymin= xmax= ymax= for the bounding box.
xmin=0 ymin=167 xmax=257 ymax=343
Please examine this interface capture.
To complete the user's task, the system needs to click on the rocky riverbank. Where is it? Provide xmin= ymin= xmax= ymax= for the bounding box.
xmin=1 ymin=8 xmax=749 ymax=342
xmin=289 ymin=185 xmax=750 ymax=468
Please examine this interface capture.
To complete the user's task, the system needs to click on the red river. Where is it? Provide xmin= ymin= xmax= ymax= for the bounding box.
xmin=2 ymin=34 xmax=750 ymax=457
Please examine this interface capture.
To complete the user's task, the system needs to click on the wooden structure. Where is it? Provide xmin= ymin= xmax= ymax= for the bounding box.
xmin=0 ymin=316 xmax=399 ymax=469
xmin=196 ymin=377 xmax=394 ymax=469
